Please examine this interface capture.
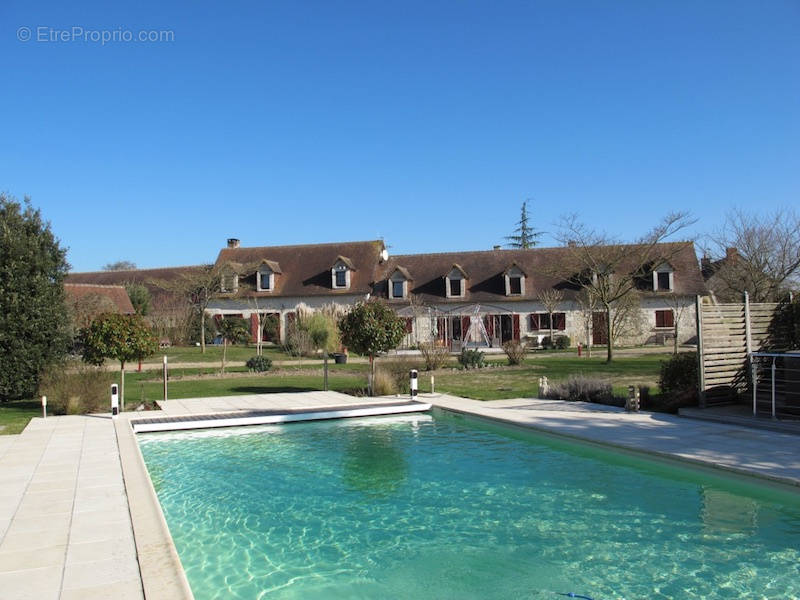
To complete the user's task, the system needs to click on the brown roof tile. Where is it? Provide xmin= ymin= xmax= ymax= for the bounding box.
xmin=378 ymin=242 xmax=706 ymax=304
xmin=63 ymin=284 xmax=135 ymax=314
xmin=214 ymin=240 xmax=385 ymax=298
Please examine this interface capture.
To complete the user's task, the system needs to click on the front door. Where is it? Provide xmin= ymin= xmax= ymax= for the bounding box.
xmin=500 ymin=315 xmax=513 ymax=343
xmin=592 ymin=311 xmax=608 ymax=345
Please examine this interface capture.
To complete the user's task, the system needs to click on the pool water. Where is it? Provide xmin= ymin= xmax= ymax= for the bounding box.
xmin=138 ymin=412 xmax=800 ymax=599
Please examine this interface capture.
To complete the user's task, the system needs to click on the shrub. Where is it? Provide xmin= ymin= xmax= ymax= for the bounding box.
xmin=458 ymin=348 xmax=485 ymax=369
xmin=283 ymin=327 xmax=315 ymax=357
xmin=502 ymin=340 xmax=527 ymax=365
xmin=544 ymin=375 xmax=613 ymax=404
xmin=419 ymin=342 xmax=449 ymax=371
xmin=554 ymin=336 xmax=571 ymax=350
xmin=246 ymin=355 xmax=272 ymax=372
xmin=659 ymin=352 xmax=698 ymax=397
xmin=372 ymin=367 xmax=398 ymax=396
xmin=656 ymin=352 xmax=699 ymax=412
xmin=38 ymin=363 xmax=116 ymax=415
xmin=378 ymin=358 xmax=423 ymax=393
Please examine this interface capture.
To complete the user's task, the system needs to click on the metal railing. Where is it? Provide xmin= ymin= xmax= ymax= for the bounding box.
xmin=749 ymin=352 xmax=800 ymax=419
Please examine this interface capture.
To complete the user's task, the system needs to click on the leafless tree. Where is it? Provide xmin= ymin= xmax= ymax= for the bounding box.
xmin=537 ymin=288 xmax=564 ymax=345
xmin=575 ymin=287 xmax=598 ymax=357
xmin=660 ymin=293 xmax=693 ymax=354
xmin=703 ymin=208 xmax=800 ymax=302
xmin=151 ymin=265 xmax=224 ymax=353
xmin=555 ymin=211 xmax=696 ymax=362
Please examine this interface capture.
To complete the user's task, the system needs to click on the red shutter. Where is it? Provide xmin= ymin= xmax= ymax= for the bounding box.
xmin=462 ymin=316 xmax=470 ymax=339
xmin=555 ymin=313 xmax=566 ymax=331
xmin=656 ymin=310 xmax=674 ymax=328
xmin=530 ymin=313 xmax=540 ymax=330
xmin=437 ymin=318 xmax=446 ymax=342
xmin=484 ymin=315 xmax=494 ymax=337
xmin=513 ymin=314 xmax=520 ymax=341
xmin=250 ymin=314 xmax=259 ymax=342
xmin=405 ymin=318 xmax=413 ymax=333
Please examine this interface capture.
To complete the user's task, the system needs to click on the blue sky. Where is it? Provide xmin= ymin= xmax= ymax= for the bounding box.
xmin=2 ymin=1 xmax=798 ymax=272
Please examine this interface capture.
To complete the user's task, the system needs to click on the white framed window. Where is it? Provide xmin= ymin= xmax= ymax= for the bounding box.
xmin=504 ymin=265 xmax=526 ymax=296
xmin=331 ymin=260 xmax=351 ymax=289
xmin=446 ymin=267 xmax=466 ymax=298
xmin=258 ymin=267 xmax=274 ymax=292
xmin=653 ymin=264 xmax=674 ymax=292
xmin=389 ymin=268 xmax=410 ymax=299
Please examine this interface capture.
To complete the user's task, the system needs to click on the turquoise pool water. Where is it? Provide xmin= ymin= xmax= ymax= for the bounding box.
xmin=138 ymin=412 xmax=800 ymax=599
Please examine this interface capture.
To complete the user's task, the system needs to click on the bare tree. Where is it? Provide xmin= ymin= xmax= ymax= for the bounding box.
xmin=151 ymin=265 xmax=223 ymax=353
xmin=704 ymin=208 xmax=800 ymax=302
xmin=537 ymin=288 xmax=564 ymax=345
xmin=660 ymin=293 xmax=693 ymax=354
xmin=575 ymin=287 xmax=598 ymax=357
xmin=555 ymin=211 xmax=696 ymax=362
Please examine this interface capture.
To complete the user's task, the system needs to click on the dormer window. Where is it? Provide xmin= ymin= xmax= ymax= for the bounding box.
xmin=653 ymin=263 xmax=674 ymax=292
xmin=504 ymin=264 xmax=526 ymax=296
xmin=446 ymin=265 xmax=468 ymax=298
xmin=258 ymin=268 xmax=273 ymax=291
xmin=331 ymin=256 xmax=354 ymax=290
xmin=389 ymin=267 xmax=411 ymax=299
xmin=256 ymin=260 xmax=281 ymax=292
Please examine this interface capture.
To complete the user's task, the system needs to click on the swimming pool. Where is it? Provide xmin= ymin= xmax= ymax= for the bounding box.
xmin=138 ymin=411 xmax=800 ymax=599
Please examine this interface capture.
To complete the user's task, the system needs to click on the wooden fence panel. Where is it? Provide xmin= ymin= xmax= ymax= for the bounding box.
xmin=699 ymin=300 xmax=781 ymax=405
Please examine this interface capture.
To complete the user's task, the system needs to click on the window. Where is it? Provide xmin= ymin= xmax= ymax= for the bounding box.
xmin=449 ymin=277 xmax=462 ymax=297
xmin=655 ymin=309 xmax=674 ymax=328
xmin=392 ymin=280 xmax=405 ymax=299
xmin=509 ymin=276 xmax=522 ymax=295
xmin=504 ymin=264 xmax=526 ymax=296
xmin=258 ymin=268 xmax=273 ymax=292
xmin=652 ymin=264 xmax=673 ymax=292
xmin=331 ymin=256 xmax=354 ymax=289
xmin=530 ymin=313 xmax=566 ymax=330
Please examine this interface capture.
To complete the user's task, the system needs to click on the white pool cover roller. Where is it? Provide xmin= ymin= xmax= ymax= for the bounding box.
xmin=410 ymin=369 xmax=418 ymax=399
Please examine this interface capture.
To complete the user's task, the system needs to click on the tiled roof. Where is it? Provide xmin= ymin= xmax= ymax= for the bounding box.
xmin=66 ymin=265 xmax=206 ymax=310
xmin=377 ymin=242 xmax=706 ymax=303
xmin=213 ymin=240 xmax=385 ymax=297
xmin=63 ymin=283 xmax=135 ymax=314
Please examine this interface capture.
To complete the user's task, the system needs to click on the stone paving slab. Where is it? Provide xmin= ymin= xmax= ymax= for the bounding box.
xmin=0 ymin=415 xmax=145 ymax=600
xmin=426 ymin=394 xmax=800 ymax=488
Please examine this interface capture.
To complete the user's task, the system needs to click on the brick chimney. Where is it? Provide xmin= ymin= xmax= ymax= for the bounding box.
xmin=493 ymin=245 xmax=501 ymax=251
xmin=227 ymin=238 xmax=240 ymax=249
xmin=725 ymin=247 xmax=738 ymax=263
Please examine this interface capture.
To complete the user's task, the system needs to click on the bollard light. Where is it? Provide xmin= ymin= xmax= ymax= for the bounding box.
xmin=410 ymin=369 xmax=418 ymax=400
xmin=430 ymin=375 xmax=435 ymax=395
xmin=111 ymin=383 xmax=119 ymax=418
xmin=41 ymin=396 xmax=47 ymax=419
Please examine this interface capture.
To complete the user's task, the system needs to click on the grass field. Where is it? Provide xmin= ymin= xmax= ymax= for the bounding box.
xmin=123 ymin=353 xmax=668 ymax=405
xmin=0 ymin=401 xmax=43 ymax=435
xmin=1 ymin=351 xmax=673 ymax=433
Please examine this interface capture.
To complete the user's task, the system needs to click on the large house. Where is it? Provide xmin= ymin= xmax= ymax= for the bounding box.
xmin=70 ymin=238 xmax=707 ymax=350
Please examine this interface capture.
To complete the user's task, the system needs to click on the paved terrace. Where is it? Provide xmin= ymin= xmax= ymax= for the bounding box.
xmin=2 ymin=392 xmax=800 ymax=599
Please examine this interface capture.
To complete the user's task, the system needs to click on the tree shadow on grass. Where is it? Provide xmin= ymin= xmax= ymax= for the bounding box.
xmin=230 ymin=386 xmax=318 ymax=394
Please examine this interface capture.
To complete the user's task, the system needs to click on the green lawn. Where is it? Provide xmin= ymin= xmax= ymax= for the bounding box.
xmin=0 ymin=401 xmax=43 ymax=435
xmin=1 ymin=352 xmax=672 ymax=431
xmin=123 ymin=353 xmax=669 ymax=405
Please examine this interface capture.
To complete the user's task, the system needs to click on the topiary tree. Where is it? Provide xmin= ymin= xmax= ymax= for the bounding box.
xmin=0 ymin=195 xmax=71 ymax=402
xmin=80 ymin=313 xmax=158 ymax=410
xmin=338 ymin=300 xmax=406 ymax=395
